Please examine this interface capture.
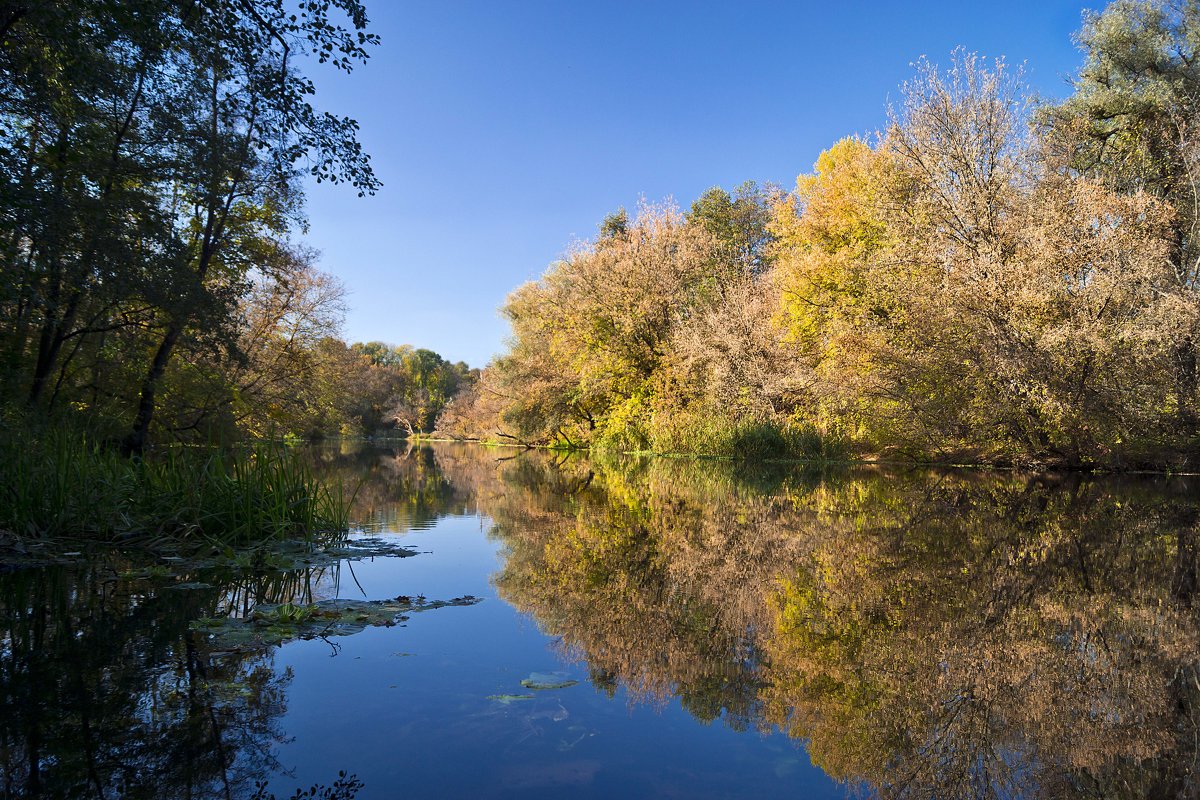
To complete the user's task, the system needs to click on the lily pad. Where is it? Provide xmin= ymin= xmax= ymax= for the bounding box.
xmin=203 ymin=536 xmax=421 ymax=572
xmin=520 ymin=672 xmax=579 ymax=691
xmin=320 ymin=537 xmax=423 ymax=562
xmin=0 ymin=534 xmax=420 ymax=574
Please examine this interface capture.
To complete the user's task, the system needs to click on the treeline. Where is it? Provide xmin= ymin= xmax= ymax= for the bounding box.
xmin=0 ymin=1 xmax=474 ymax=446
xmin=445 ymin=0 xmax=1200 ymax=469
xmin=213 ymin=336 xmax=476 ymax=439
xmin=335 ymin=342 xmax=477 ymax=437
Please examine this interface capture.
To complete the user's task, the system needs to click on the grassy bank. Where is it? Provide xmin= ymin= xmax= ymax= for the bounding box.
xmin=0 ymin=425 xmax=350 ymax=552
xmin=636 ymin=414 xmax=844 ymax=462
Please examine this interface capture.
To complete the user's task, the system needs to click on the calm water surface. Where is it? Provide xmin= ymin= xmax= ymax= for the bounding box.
xmin=3 ymin=442 xmax=1199 ymax=799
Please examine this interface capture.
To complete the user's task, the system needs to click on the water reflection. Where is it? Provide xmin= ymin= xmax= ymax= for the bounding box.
xmin=3 ymin=443 xmax=1198 ymax=798
xmin=458 ymin=452 xmax=1200 ymax=799
xmin=306 ymin=440 xmax=475 ymax=532
xmin=0 ymin=563 xmax=300 ymax=798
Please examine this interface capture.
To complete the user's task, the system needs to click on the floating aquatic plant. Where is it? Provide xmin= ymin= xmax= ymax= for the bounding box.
xmin=520 ymin=672 xmax=579 ymax=690
xmin=192 ymin=594 xmax=482 ymax=651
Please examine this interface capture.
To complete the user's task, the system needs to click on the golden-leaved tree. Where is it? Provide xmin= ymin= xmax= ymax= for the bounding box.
xmin=771 ymin=52 xmax=1184 ymax=466
xmin=446 ymin=201 xmax=783 ymax=451
xmin=447 ymin=2 xmax=1200 ymax=469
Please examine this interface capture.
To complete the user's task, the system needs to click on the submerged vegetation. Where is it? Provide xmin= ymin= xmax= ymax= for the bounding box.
xmin=192 ymin=594 xmax=481 ymax=652
xmin=445 ymin=1 xmax=1200 ymax=469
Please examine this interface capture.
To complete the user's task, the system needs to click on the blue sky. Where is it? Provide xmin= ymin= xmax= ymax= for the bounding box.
xmin=304 ymin=0 xmax=1101 ymax=367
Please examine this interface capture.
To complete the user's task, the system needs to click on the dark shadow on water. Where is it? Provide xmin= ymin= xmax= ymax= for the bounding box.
xmin=0 ymin=556 xmax=368 ymax=798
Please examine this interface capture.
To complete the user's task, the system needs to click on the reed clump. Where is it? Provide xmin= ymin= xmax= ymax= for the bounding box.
xmin=0 ymin=424 xmax=350 ymax=551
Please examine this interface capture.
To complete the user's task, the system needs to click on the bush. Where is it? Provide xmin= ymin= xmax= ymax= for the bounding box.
xmin=648 ymin=411 xmax=843 ymax=462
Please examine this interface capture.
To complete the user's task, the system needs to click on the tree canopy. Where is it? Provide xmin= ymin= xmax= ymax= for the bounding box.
xmin=0 ymin=1 xmax=476 ymax=445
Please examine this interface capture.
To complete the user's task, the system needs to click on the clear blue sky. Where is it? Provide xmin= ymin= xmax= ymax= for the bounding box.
xmin=304 ymin=0 xmax=1101 ymax=368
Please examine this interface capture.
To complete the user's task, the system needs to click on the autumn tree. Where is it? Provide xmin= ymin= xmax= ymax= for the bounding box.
xmin=1045 ymin=0 xmax=1200 ymax=432
xmin=449 ymin=197 xmax=791 ymax=453
xmin=767 ymin=51 xmax=1183 ymax=465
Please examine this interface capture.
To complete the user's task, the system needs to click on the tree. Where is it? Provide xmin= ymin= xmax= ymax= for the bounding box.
xmin=203 ymin=250 xmax=347 ymax=439
xmin=768 ymin=51 xmax=1182 ymax=465
xmin=120 ymin=0 xmax=380 ymax=454
xmin=423 ymin=2 xmax=1200 ymax=468
xmin=0 ymin=1 xmax=380 ymax=451
xmin=687 ymin=180 xmax=781 ymax=275
xmin=1045 ymin=0 xmax=1200 ymax=432
xmin=484 ymin=202 xmax=730 ymax=448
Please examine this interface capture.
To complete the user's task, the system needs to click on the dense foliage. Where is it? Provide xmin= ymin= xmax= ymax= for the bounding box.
xmin=446 ymin=1 xmax=1200 ymax=468
xmin=0 ymin=1 xmax=473 ymax=447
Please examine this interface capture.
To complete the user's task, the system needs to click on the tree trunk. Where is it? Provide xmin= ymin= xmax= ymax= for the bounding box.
xmin=121 ymin=323 xmax=181 ymax=456
xmin=27 ymin=288 xmax=80 ymax=406
xmin=1175 ymin=337 xmax=1198 ymax=434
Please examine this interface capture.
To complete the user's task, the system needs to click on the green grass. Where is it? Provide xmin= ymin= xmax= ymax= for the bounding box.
xmin=0 ymin=425 xmax=351 ymax=551
xmin=646 ymin=413 xmax=846 ymax=462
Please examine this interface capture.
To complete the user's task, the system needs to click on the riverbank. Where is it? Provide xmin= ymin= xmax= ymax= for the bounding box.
xmin=445 ymin=421 xmax=1200 ymax=475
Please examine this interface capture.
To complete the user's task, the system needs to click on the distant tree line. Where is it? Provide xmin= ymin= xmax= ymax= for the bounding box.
xmin=332 ymin=342 xmax=477 ymax=437
xmin=203 ymin=334 xmax=477 ymax=439
xmin=443 ymin=0 xmax=1200 ymax=468
xmin=0 ymin=1 xmax=473 ymax=444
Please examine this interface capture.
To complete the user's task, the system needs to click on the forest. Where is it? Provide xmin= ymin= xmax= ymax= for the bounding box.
xmin=0 ymin=1 xmax=482 ymax=545
xmin=3 ymin=0 xmax=1199 ymax=548
xmin=444 ymin=1 xmax=1200 ymax=469
xmin=0 ymin=1 xmax=475 ymax=448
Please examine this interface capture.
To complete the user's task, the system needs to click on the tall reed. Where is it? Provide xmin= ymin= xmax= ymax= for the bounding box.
xmin=0 ymin=425 xmax=350 ymax=551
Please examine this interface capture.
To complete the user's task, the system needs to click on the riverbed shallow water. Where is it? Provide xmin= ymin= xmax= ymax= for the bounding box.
xmin=3 ymin=442 xmax=1199 ymax=798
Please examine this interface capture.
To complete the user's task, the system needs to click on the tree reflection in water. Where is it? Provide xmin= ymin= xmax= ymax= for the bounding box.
xmin=462 ymin=450 xmax=1200 ymax=799
xmin=0 ymin=561 xmax=355 ymax=799
xmin=0 ymin=441 xmax=474 ymax=800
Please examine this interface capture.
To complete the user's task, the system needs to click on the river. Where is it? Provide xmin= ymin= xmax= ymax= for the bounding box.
xmin=2 ymin=441 xmax=1196 ymax=799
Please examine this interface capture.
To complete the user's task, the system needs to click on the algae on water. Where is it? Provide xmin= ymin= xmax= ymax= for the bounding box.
xmin=487 ymin=694 xmax=536 ymax=704
xmin=520 ymin=672 xmax=579 ymax=690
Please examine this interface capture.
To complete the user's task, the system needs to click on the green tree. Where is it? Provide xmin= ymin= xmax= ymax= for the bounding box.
xmin=0 ymin=1 xmax=380 ymax=452
xmin=1045 ymin=0 xmax=1200 ymax=431
xmin=687 ymin=180 xmax=780 ymax=275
